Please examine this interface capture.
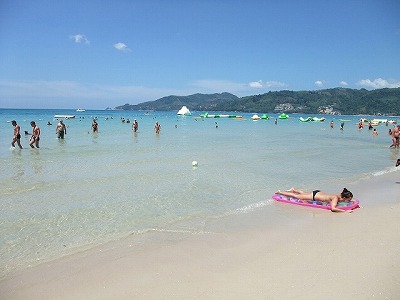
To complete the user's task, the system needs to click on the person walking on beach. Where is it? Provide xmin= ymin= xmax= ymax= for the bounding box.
xmin=56 ymin=119 xmax=67 ymax=139
xmin=11 ymin=120 xmax=23 ymax=149
xmin=154 ymin=122 xmax=161 ymax=134
xmin=29 ymin=121 xmax=40 ymax=148
xmin=132 ymin=119 xmax=138 ymax=132
xmin=276 ymin=188 xmax=354 ymax=213
xmin=92 ymin=119 xmax=98 ymax=133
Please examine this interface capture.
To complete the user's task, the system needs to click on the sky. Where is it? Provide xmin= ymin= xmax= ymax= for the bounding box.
xmin=0 ymin=0 xmax=399 ymax=109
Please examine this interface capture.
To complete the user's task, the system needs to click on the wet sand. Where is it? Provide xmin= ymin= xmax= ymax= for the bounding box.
xmin=1 ymin=172 xmax=399 ymax=299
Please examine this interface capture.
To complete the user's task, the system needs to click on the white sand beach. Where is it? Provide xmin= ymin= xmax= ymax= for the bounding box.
xmin=1 ymin=171 xmax=399 ymax=300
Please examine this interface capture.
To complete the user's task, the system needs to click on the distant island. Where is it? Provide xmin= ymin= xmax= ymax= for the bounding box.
xmin=115 ymin=87 xmax=400 ymax=116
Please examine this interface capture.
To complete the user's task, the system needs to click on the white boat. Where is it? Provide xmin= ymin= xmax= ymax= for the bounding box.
xmin=251 ymin=114 xmax=261 ymax=120
xmin=177 ymin=106 xmax=191 ymax=115
xmin=371 ymin=118 xmax=387 ymax=124
xmin=76 ymin=108 xmax=85 ymax=112
xmin=54 ymin=115 xmax=75 ymax=119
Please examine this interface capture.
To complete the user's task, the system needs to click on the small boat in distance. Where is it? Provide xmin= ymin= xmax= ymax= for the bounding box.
xmin=54 ymin=115 xmax=75 ymax=119
xmin=76 ymin=108 xmax=86 ymax=112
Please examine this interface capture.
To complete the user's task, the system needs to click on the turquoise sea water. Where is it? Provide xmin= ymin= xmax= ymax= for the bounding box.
xmin=0 ymin=108 xmax=399 ymax=277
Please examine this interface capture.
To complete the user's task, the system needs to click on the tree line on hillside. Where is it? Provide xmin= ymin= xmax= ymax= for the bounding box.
xmin=115 ymin=88 xmax=400 ymax=116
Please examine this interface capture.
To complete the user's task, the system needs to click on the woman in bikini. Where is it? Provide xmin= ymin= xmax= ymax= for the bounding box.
xmin=276 ymin=188 xmax=354 ymax=213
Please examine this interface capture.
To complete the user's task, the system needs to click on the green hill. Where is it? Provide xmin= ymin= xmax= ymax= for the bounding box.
xmin=115 ymin=87 xmax=400 ymax=115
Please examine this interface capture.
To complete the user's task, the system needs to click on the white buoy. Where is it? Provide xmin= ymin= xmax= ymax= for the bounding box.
xmin=192 ymin=161 xmax=198 ymax=167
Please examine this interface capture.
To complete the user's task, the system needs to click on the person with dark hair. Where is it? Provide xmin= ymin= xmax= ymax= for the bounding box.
xmin=56 ymin=119 xmax=67 ymax=139
xmin=276 ymin=188 xmax=354 ymax=213
xmin=11 ymin=120 xmax=23 ymax=149
xmin=132 ymin=119 xmax=138 ymax=132
xmin=29 ymin=121 xmax=40 ymax=148
xmin=91 ymin=119 xmax=98 ymax=133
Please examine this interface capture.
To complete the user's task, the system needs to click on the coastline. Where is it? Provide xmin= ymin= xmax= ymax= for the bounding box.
xmin=1 ymin=170 xmax=399 ymax=299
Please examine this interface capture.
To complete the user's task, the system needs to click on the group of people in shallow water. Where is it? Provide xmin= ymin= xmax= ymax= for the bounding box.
xmin=11 ymin=119 xmax=69 ymax=149
xmin=10 ymin=117 xmax=161 ymax=149
xmin=11 ymin=120 xmax=41 ymax=149
xmin=10 ymin=117 xmax=400 ymax=213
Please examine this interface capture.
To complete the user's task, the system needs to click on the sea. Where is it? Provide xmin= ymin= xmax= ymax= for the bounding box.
xmin=0 ymin=108 xmax=399 ymax=278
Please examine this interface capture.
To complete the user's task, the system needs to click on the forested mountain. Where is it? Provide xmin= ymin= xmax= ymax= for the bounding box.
xmin=115 ymin=88 xmax=400 ymax=115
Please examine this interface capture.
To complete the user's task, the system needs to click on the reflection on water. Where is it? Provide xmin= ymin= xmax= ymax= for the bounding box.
xmin=30 ymin=148 xmax=42 ymax=174
xmin=11 ymin=149 xmax=24 ymax=178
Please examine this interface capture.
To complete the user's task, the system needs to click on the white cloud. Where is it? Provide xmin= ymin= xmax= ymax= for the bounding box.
xmin=70 ymin=34 xmax=90 ymax=44
xmin=249 ymin=80 xmax=263 ymax=88
xmin=314 ymin=80 xmax=326 ymax=87
xmin=357 ymin=78 xmax=400 ymax=89
xmin=339 ymin=81 xmax=348 ymax=86
xmin=113 ymin=42 xmax=131 ymax=52
xmin=249 ymin=80 xmax=287 ymax=89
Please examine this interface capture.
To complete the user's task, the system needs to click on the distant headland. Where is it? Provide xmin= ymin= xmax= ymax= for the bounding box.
xmin=115 ymin=87 xmax=400 ymax=116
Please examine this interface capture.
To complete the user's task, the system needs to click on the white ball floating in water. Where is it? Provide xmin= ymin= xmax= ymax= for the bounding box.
xmin=192 ymin=161 xmax=198 ymax=167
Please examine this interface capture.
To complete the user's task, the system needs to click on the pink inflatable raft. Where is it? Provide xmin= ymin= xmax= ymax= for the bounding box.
xmin=272 ymin=194 xmax=360 ymax=211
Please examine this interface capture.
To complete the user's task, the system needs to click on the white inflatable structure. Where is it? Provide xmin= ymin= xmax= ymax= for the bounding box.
xmin=177 ymin=106 xmax=191 ymax=115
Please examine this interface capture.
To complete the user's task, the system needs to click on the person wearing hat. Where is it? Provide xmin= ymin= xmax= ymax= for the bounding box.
xmin=56 ymin=119 xmax=67 ymax=139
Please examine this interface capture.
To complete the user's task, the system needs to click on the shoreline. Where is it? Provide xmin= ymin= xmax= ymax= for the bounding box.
xmin=1 ymin=171 xmax=399 ymax=299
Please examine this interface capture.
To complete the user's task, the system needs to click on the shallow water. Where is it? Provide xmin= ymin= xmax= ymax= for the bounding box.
xmin=0 ymin=109 xmax=398 ymax=277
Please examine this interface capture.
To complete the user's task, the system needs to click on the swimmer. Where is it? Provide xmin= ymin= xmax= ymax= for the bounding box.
xmin=276 ymin=188 xmax=354 ymax=213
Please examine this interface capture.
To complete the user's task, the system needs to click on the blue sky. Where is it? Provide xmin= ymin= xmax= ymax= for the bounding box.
xmin=0 ymin=0 xmax=399 ymax=109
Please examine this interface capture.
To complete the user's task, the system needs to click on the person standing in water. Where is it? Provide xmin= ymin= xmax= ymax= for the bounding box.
xmin=11 ymin=120 xmax=23 ymax=149
xmin=56 ymin=119 xmax=67 ymax=139
xmin=92 ymin=119 xmax=98 ymax=133
xmin=132 ymin=119 xmax=138 ymax=132
xmin=29 ymin=121 xmax=41 ymax=148
xmin=276 ymin=188 xmax=354 ymax=213
xmin=154 ymin=122 xmax=161 ymax=134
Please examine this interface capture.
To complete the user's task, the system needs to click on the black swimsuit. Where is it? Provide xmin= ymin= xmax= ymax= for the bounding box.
xmin=312 ymin=190 xmax=320 ymax=201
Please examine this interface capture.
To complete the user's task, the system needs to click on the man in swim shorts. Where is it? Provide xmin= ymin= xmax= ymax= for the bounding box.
xmin=56 ymin=119 xmax=67 ymax=139
xmin=11 ymin=120 xmax=23 ymax=149
xmin=29 ymin=121 xmax=41 ymax=148
xmin=276 ymin=188 xmax=354 ymax=213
